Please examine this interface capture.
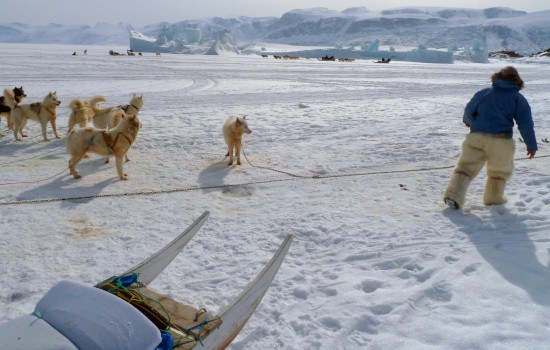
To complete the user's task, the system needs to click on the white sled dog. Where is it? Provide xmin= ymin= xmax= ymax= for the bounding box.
xmin=4 ymin=89 xmax=61 ymax=141
xmin=223 ymin=116 xmax=252 ymax=165
xmin=67 ymin=113 xmax=142 ymax=180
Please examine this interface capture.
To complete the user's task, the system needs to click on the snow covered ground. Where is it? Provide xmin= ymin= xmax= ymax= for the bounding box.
xmin=1 ymin=43 xmax=550 ymax=349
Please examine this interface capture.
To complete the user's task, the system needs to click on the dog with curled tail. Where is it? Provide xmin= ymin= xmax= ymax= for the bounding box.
xmin=67 ymin=113 xmax=141 ymax=180
xmin=4 ymin=89 xmax=61 ymax=141
xmin=67 ymin=98 xmax=96 ymax=133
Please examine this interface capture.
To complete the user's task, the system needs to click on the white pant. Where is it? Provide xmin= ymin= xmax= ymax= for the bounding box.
xmin=444 ymin=133 xmax=515 ymax=208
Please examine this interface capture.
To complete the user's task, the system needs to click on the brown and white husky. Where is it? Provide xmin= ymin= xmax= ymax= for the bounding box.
xmin=4 ymin=89 xmax=61 ymax=141
xmin=67 ymin=113 xmax=142 ymax=180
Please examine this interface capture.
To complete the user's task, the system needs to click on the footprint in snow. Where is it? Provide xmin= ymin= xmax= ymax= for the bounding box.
xmin=369 ymin=304 xmax=393 ymax=315
xmin=293 ymin=288 xmax=308 ymax=300
xmin=444 ymin=255 xmax=459 ymax=264
xmin=320 ymin=317 xmax=341 ymax=332
xmin=360 ymin=279 xmax=383 ymax=293
xmin=462 ymin=263 xmax=481 ymax=275
xmin=323 ymin=288 xmax=338 ymax=297
xmin=424 ymin=283 xmax=453 ymax=303
xmin=353 ymin=314 xmax=380 ymax=335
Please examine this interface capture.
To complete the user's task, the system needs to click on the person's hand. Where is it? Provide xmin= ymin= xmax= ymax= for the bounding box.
xmin=527 ymin=150 xmax=536 ymax=159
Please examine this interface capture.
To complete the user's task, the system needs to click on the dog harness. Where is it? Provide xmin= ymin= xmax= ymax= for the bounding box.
xmin=119 ymin=104 xmax=140 ymax=114
xmin=102 ymin=131 xmax=134 ymax=154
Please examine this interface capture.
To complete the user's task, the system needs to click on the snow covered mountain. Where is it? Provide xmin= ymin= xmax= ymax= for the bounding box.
xmin=0 ymin=22 xmax=130 ymax=45
xmin=0 ymin=6 xmax=549 ymax=55
xmin=240 ymin=6 xmax=550 ymax=55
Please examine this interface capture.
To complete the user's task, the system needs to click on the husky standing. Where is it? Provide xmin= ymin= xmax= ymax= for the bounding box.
xmin=91 ymin=94 xmax=143 ymax=130
xmin=67 ymin=113 xmax=142 ymax=180
xmin=0 ymin=86 xmax=26 ymax=134
xmin=90 ymin=94 xmax=143 ymax=163
xmin=67 ymin=98 xmax=95 ymax=133
xmin=223 ymin=116 xmax=252 ymax=165
xmin=3 ymin=89 xmax=61 ymax=141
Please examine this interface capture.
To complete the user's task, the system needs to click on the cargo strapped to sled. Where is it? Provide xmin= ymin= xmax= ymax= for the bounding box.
xmin=98 ymin=275 xmax=173 ymax=330
xmin=96 ymin=274 xmax=222 ymax=347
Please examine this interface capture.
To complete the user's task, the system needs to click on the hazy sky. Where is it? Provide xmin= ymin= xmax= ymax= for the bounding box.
xmin=1 ymin=0 xmax=547 ymax=26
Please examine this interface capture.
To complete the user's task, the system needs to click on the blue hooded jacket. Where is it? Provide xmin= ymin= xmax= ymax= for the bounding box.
xmin=463 ymin=79 xmax=537 ymax=151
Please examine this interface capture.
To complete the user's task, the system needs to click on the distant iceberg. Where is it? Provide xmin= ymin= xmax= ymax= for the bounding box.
xmin=129 ymin=30 xmax=174 ymax=53
xmin=129 ymin=29 xmax=238 ymax=55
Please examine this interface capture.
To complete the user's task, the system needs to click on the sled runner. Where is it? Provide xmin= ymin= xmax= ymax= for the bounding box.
xmin=0 ymin=211 xmax=293 ymax=350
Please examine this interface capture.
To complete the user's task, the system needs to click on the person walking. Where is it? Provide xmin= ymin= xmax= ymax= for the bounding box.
xmin=444 ymin=66 xmax=537 ymax=209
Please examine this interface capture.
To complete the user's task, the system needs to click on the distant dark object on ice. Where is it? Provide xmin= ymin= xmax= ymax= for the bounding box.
xmin=531 ymin=48 xmax=550 ymax=57
xmin=488 ymin=50 xmax=523 ymax=58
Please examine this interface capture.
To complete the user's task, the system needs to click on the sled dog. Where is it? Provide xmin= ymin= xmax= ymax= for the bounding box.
xmin=0 ymin=86 xmax=26 ymax=134
xmin=223 ymin=116 xmax=252 ymax=165
xmin=91 ymin=94 xmax=143 ymax=130
xmin=67 ymin=98 xmax=96 ymax=133
xmin=90 ymin=95 xmax=142 ymax=163
xmin=67 ymin=113 xmax=142 ymax=180
xmin=4 ymin=89 xmax=61 ymax=141
xmin=118 ymin=94 xmax=143 ymax=119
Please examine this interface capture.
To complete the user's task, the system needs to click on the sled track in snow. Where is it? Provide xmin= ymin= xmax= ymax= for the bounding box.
xmin=179 ymin=78 xmax=217 ymax=93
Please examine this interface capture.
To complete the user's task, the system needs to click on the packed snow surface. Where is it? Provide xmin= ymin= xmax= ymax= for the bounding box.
xmin=1 ymin=44 xmax=550 ymax=349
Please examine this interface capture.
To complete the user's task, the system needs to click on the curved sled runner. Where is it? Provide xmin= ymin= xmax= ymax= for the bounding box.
xmin=0 ymin=211 xmax=293 ymax=350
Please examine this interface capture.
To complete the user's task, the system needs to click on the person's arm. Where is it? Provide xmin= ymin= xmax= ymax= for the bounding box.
xmin=515 ymin=95 xmax=537 ymax=157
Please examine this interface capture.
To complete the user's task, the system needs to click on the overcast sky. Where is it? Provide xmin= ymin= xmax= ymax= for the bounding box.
xmin=1 ymin=0 xmax=548 ymax=26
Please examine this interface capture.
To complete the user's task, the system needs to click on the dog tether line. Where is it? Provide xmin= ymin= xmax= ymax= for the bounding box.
xmin=1 ymin=154 xmax=549 ymax=206
xmin=0 ymin=148 xmax=90 ymax=186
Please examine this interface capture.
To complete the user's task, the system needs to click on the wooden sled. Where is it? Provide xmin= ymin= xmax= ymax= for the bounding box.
xmin=0 ymin=211 xmax=293 ymax=350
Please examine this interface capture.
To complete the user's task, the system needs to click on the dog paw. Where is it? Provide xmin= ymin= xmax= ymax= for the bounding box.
xmin=121 ymin=174 xmax=129 ymax=180
xmin=228 ymin=162 xmax=233 ymax=166
xmin=73 ymin=174 xmax=82 ymax=179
